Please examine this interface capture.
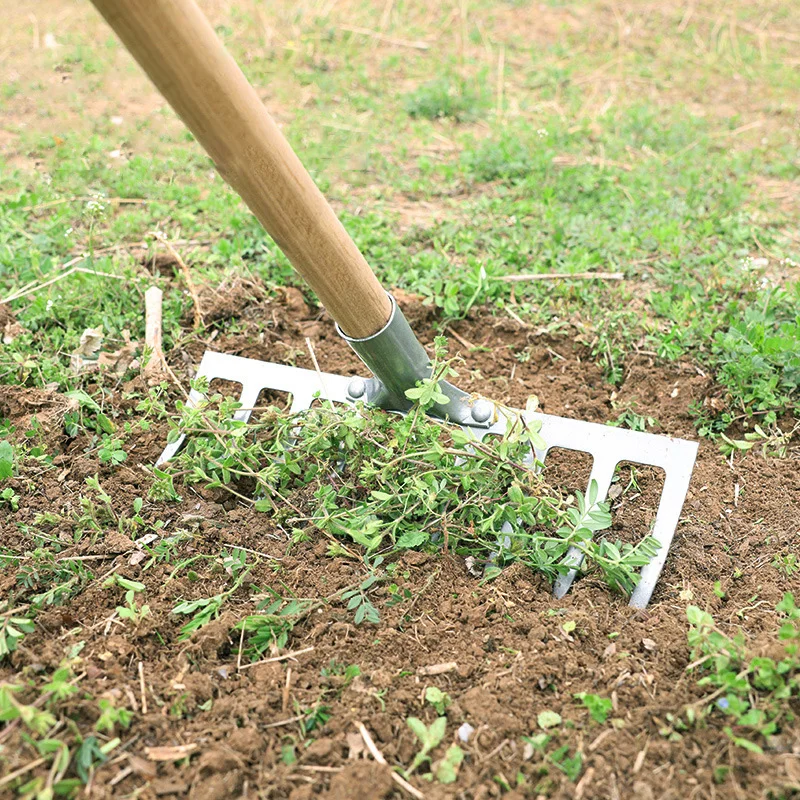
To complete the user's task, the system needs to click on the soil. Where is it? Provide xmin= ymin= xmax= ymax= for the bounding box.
xmin=1 ymin=288 xmax=799 ymax=800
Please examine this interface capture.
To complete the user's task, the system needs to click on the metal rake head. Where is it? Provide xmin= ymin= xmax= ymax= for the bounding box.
xmin=158 ymin=350 xmax=698 ymax=609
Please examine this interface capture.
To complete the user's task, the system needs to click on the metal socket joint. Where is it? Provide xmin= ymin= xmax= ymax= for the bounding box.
xmin=336 ymin=294 xmax=493 ymax=428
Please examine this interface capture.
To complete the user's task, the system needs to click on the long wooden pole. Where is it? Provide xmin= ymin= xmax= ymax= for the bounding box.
xmin=90 ymin=0 xmax=391 ymax=338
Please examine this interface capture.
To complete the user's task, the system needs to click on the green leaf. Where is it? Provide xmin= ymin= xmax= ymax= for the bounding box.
xmin=575 ymin=692 xmax=613 ymax=723
xmin=0 ymin=441 xmax=14 ymax=479
xmin=522 ymin=733 xmax=549 ymax=752
xmin=435 ymin=758 xmax=458 ymax=784
xmin=686 ymin=606 xmax=713 ymax=628
xmin=435 ymin=745 xmax=464 ymax=784
xmin=427 ymin=716 xmax=447 ymax=748
xmin=551 ymin=746 xmax=583 ymax=781
xmin=116 ymin=577 xmax=145 ymax=593
xmin=396 ymin=530 xmax=428 ymax=549
xmin=407 ymin=716 xmax=429 ymax=743
xmin=65 ymin=390 xmax=101 ymax=413
xmin=776 ymin=592 xmax=799 ymax=619
xmin=537 ymin=710 xmax=562 ymax=729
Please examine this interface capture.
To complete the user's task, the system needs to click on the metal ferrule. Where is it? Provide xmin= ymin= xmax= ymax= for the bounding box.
xmin=336 ymin=294 xmax=494 ymax=427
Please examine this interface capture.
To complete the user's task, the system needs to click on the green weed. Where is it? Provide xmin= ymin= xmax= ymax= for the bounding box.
xmin=574 ymin=692 xmax=613 ymax=724
xmin=167 ymin=344 xmax=655 ymax=598
xmin=682 ymin=596 xmax=800 ymax=752
xmin=425 ymin=686 xmax=452 ymax=715
xmin=0 ymin=605 xmax=35 ymax=659
xmin=404 ymin=716 xmax=447 ymax=777
xmin=522 ymin=732 xmax=583 ymax=782
xmin=404 ymin=75 xmax=487 ymax=122
xmin=103 ymin=575 xmax=150 ymax=625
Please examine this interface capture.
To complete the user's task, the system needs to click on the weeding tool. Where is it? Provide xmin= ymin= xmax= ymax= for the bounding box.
xmin=91 ymin=0 xmax=698 ymax=607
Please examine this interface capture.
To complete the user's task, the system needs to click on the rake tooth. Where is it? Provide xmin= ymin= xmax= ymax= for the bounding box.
xmin=290 ymin=393 xmax=316 ymax=414
xmin=155 ymin=386 xmax=204 ymax=467
xmin=551 ymin=454 xmax=618 ymax=600
xmin=234 ymin=383 xmax=264 ymax=423
xmin=628 ymin=453 xmax=696 ymax=608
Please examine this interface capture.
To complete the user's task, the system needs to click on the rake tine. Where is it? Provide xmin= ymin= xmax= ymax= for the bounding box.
xmin=629 ymin=453 xmax=696 ymax=608
xmin=290 ymin=393 xmax=316 ymax=413
xmin=155 ymin=353 xmax=355 ymax=466
xmin=155 ymin=385 xmax=204 ymax=467
xmin=235 ymin=384 xmax=264 ymax=423
xmin=551 ymin=453 xmax=618 ymax=600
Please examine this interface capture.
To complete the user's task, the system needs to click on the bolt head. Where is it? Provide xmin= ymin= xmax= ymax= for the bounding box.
xmin=348 ymin=378 xmax=366 ymax=399
xmin=470 ymin=399 xmax=493 ymax=424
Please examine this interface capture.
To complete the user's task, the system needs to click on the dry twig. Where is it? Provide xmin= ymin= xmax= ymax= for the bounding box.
xmin=355 ymin=722 xmax=425 ymax=799
xmin=497 ymin=271 xmax=624 ymax=283
xmin=237 ymin=646 xmax=315 ymax=671
xmin=2 ymin=263 xmax=127 ymax=305
xmin=339 ymin=24 xmax=429 ymax=49
xmin=137 ymin=661 xmax=148 ymax=715
xmin=143 ymin=286 xmax=166 ymax=381
xmin=150 ymin=231 xmax=204 ymax=329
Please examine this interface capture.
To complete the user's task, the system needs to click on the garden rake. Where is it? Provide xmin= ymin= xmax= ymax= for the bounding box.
xmin=92 ymin=0 xmax=698 ymax=608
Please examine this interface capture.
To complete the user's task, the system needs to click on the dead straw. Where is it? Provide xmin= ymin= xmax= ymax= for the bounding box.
xmin=150 ymin=232 xmax=204 ymax=329
xmin=355 ymin=722 xmax=425 ymax=799
xmin=2 ymin=262 xmax=127 ymax=305
xmin=496 ymin=271 xmax=624 ymax=283
xmin=237 ymin=646 xmax=315 ymax=671
xmin=339 ymin=24 xmax=429 ymax=49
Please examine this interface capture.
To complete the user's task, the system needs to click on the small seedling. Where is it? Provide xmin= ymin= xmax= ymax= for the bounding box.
xmin=425 ymin=686 xmax=452 ymax=715
xmin=772 ymin=553 xmax=798 ymax=577
xmin=301 ymin=703 xmax=331 ymax=735
xmin=404 ymin=716 xmax=447 ymax=777
xmin=104 ymin=575 xmax=150 ymax=625
xmin=609 ymin=408 xmax=657 ymax=433
xmin=574 ymin=692 xmax=613 ymax=723
xmin=42 ymin=667 xmax=79 ymax=702
xmin=1 ymin=486 xmax=20 ymax=510
xmin=0 ymin=607 xmax=35 ymax=658
xmin=95 ymin=698 xmax=133 ymax=732
xmin=149 ymin=466 xmax=182 ymax=501
xmin=172 ymin=595 xmax=225 ymax=640
xmin=341 ymin=573 xmax=381 ymax=625
xmin=433 ymin=744 xmax=464 ymax=784
xmin=173 ymin=560 xmax=250 ymax=639
xmin=522 ymin=733 xmax=583 ymax=782
xmin=98 ymin=435 xmax=127 ymax=466
xmin=0 ymin=684 xmax=57 ymax=735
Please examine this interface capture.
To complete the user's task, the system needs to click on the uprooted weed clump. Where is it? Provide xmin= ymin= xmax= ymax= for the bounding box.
xmin=165 ymin=343 xmax=659 ymax=601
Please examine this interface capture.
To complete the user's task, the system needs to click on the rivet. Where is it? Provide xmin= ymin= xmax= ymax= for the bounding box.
xmin=348 ymin=378 xmax=366 ymax=399
xmin=471 ymin=399 xmax=493 ymax=423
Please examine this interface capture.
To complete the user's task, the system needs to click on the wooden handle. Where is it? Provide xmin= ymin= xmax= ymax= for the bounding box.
xmin=90 ymin=0 xmax=391 ymax=338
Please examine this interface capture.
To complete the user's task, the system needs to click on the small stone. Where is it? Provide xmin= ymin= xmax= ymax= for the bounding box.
xmin=457 ymin=722 xmax=475 ymax=743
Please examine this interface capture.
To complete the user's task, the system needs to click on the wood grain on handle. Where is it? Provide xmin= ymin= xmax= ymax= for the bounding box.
xmin=90 ymin=0 xmax=391 ymax=338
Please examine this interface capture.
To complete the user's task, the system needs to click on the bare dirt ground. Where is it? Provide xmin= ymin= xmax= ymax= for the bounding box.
xmin=1 ymin=0 xmax=799 ymax=797
xmin=1 ymin=288 xmax=799 ymax=799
